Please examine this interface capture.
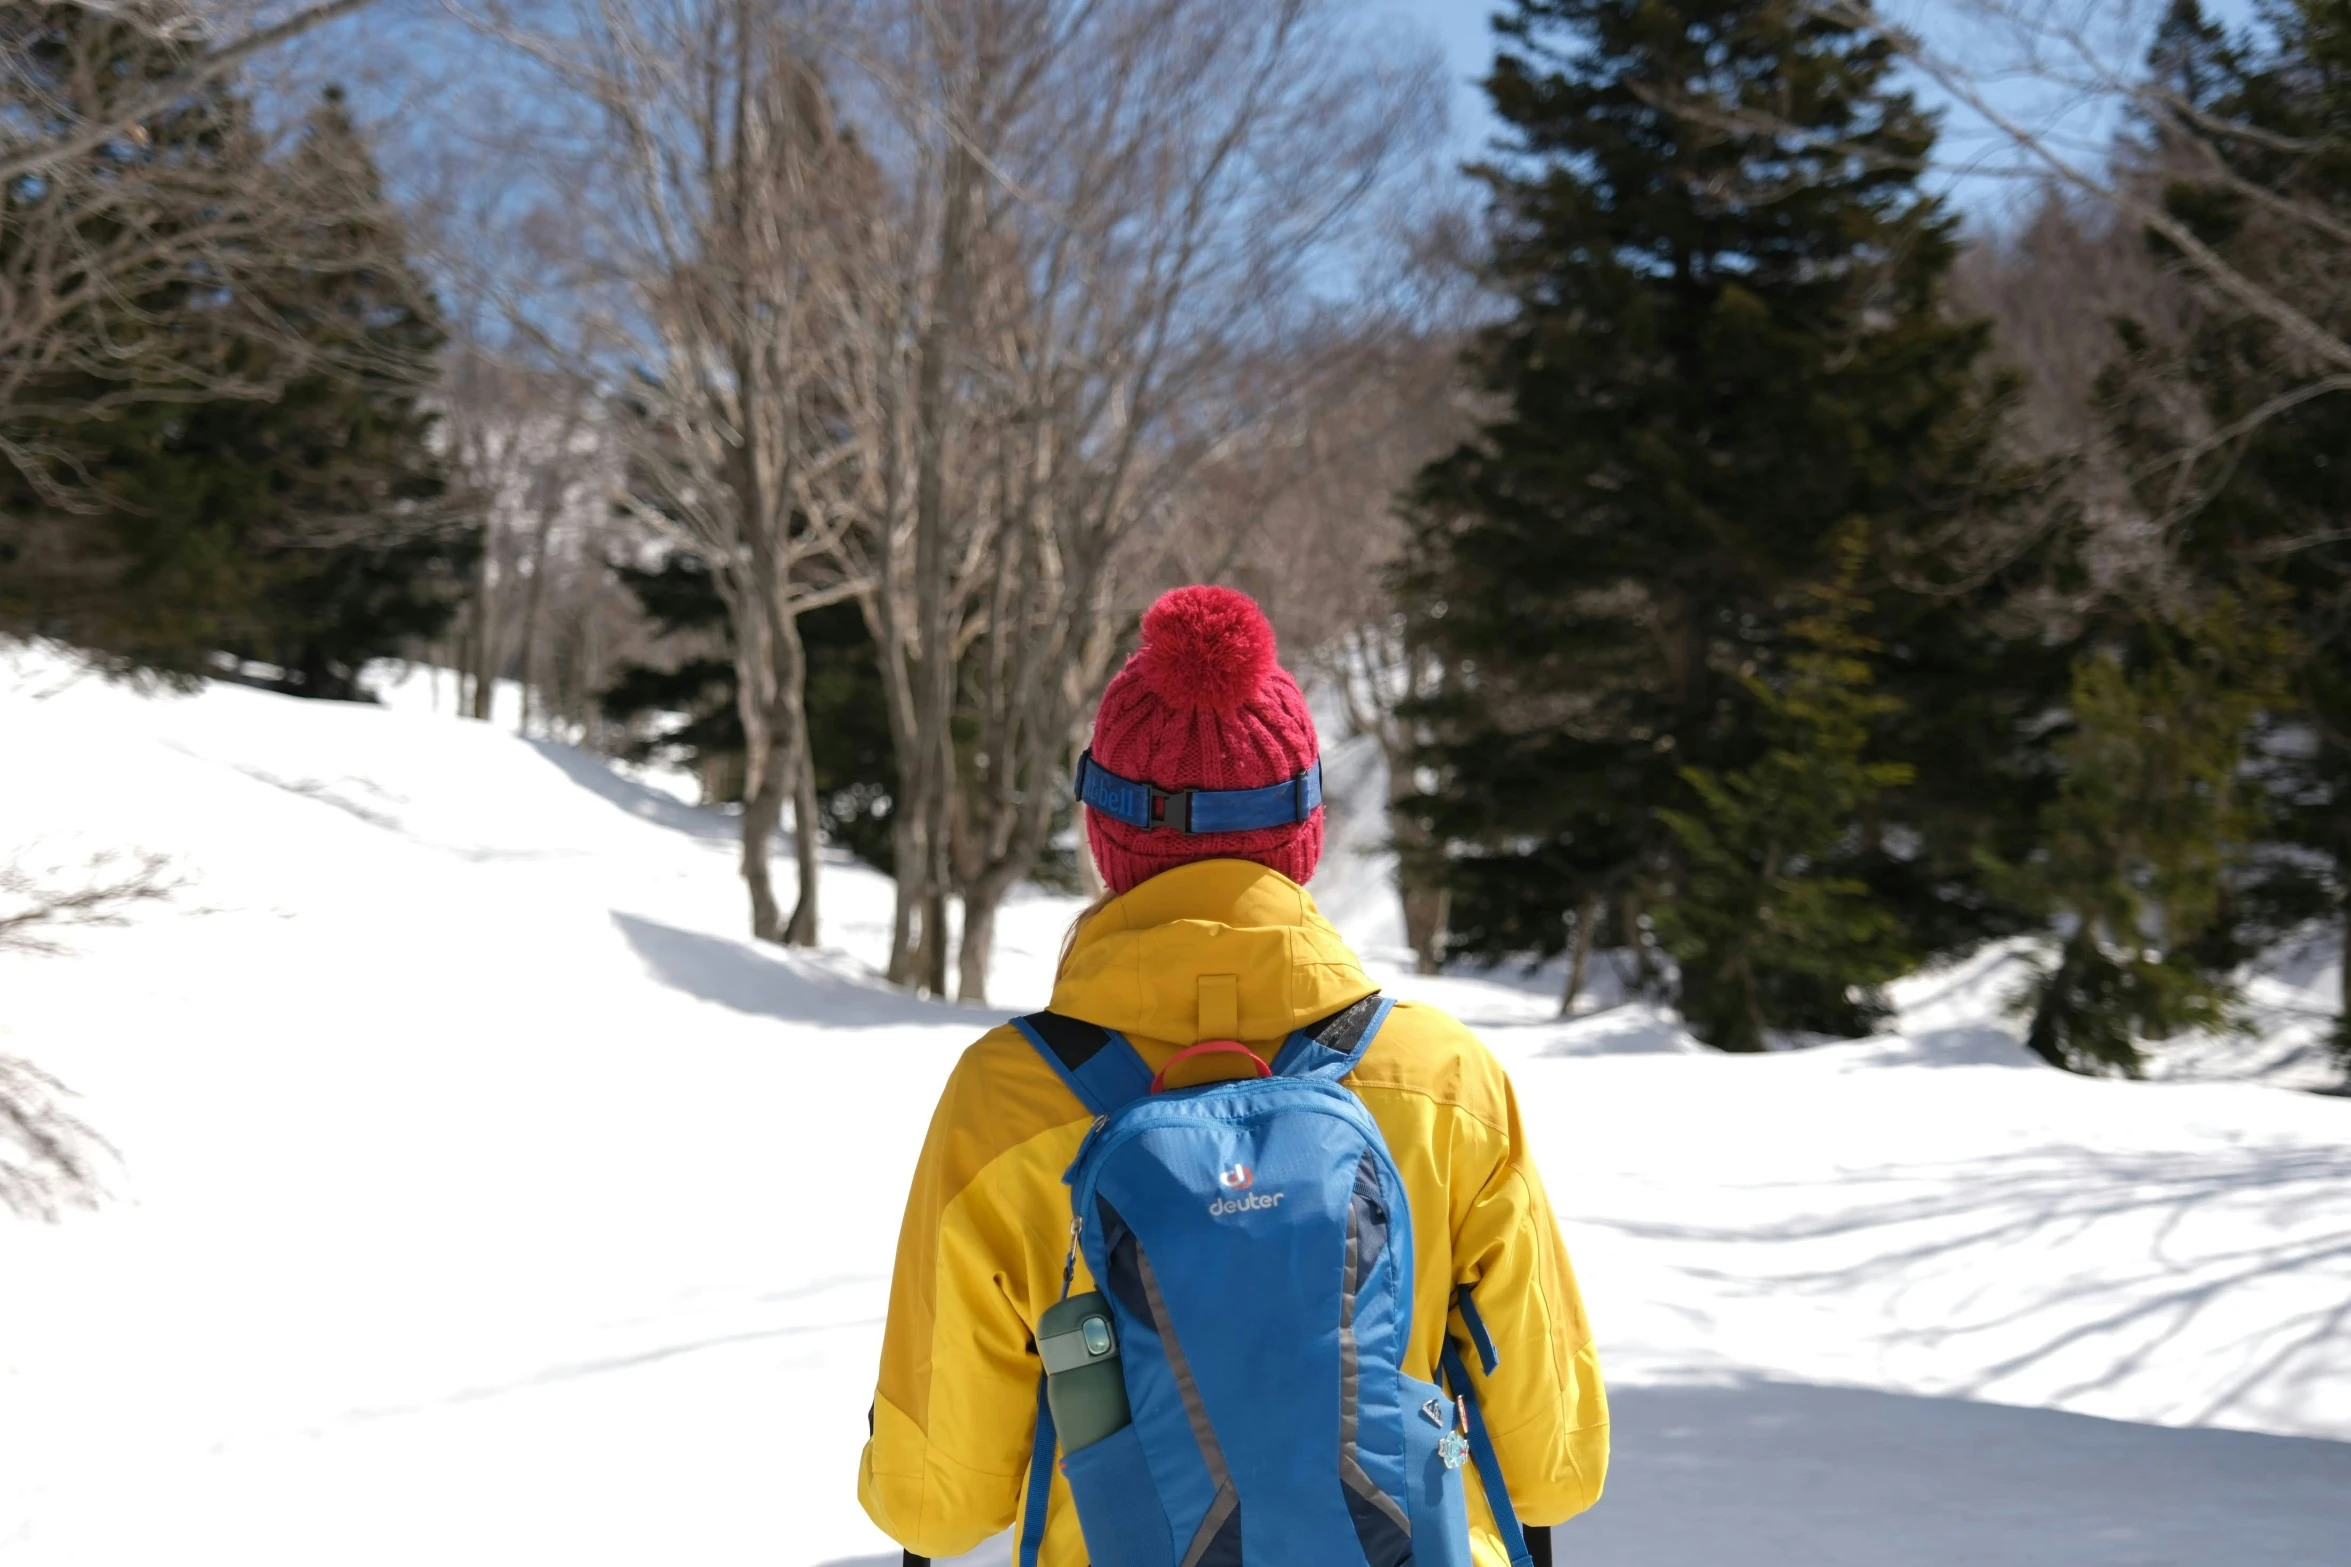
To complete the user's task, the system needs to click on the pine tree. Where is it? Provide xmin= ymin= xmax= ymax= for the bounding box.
xmin=1653 ymin=538 xmax=1919 ymax=1051
xmin=0 ymin=67 xmax=470 ymax=692
xmin=225 ymin=87 xmax=468 ymax=699
xmin=602 ymin=555 xmax=748 ymax=803
xmin=2098 ymin=1 xmax=2351 ymax=1064
xmin=1401 ymin=0 xmax=2027 ymax=1036
xmin=0 ymin=1 xmax=280 ymax=670
xmin=1987 ymin=594 xmax=2295 ymax=1075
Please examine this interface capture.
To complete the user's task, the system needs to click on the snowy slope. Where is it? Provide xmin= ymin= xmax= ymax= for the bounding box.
xmin=2 ymin=645 xmax=2348 ymax=1566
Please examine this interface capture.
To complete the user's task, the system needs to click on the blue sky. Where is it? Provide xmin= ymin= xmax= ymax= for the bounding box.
xmin=1379 ymin=0 xmax=2267 ymax=228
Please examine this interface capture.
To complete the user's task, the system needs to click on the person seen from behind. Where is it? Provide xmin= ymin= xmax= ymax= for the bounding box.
xmin=858 ymin=586 xmax=1608 ymax=1567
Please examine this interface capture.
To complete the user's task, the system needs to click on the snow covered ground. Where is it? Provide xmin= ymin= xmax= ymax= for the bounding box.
xmin=2 ymin=646 xmax=2347 ymax=1565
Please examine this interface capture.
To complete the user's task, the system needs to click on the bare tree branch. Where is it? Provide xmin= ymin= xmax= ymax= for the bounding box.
xmin=0 ymin=0 xmax=381 ymax=183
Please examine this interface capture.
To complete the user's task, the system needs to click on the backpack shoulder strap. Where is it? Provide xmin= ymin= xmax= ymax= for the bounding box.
xmin=1008 ymin=1012 xmax=1145 ymax=1567
xmin=1444 ymin=1282 xmax=1534 ymax=1567
xmin=1011 ymin=1010 xmax=1154 ymax=1117
xmin=1270 ymin=992 xmax=1394 ymax=1081
xmin=1015 ymin=1375 xmax=1057 ymax=1567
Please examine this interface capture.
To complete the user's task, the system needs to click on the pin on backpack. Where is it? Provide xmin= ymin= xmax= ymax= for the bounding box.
xmin=1013 ymin=994 xmax=1535 ymax=1567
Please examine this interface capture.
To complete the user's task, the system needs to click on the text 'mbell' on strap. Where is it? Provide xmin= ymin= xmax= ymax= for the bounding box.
xmin=1075 ymin=749 xmax=1323 ymax=835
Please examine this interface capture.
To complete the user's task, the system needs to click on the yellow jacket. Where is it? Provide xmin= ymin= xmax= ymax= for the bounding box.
xmin=858 ymin=860 xmax=1608 ymax=1564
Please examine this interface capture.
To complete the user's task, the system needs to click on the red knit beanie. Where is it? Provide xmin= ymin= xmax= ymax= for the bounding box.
xmin=1085 ymin=586 xmax=1322 ymax=895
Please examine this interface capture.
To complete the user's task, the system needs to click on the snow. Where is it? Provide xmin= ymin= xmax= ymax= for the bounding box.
xmin=2 ymin=642 xmax=2347 ymax=1565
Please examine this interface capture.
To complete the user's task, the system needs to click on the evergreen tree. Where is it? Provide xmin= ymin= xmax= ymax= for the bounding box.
xmin=1653 ymin=538 xmax=1919 ymax=1050
xmin=2100 ymin=0 xmax=2351 ymax=1061
xmin=1 ymin=69 xmax=470 ymax=693
xmin=1401 ymin=0 xmax=2033 ymax=1038
xmin=0 ymin=1 xmax=280 ymax=669
xmin=602 ymin=555 xmax=748 ymax=803
xmin=226 ymin=88 xmax=467 ymax=699
xmin=600 ymin=556 xmax=898 ymax=867
xmin=1986 ymin=594 xmax=2295 ymax=1075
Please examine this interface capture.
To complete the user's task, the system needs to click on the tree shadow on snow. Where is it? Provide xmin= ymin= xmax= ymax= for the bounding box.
xmin=1577 ymin=1144 xmax=2351 ymax=1426
xmin=526 ymin=738 xmax=740 ymax=844
xmin=612 ymin=911 xmax=1010 ymax=1032
xmin=1562 ymin=1377 xmax=2351 ymax=1566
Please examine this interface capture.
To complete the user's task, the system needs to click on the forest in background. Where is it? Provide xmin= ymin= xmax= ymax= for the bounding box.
xmin=4 ymin=0 xmax=2347 ymax=1081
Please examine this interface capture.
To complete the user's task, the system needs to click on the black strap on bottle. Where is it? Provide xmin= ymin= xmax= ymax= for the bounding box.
xmin=1528 ymin=1525 xmax=1553 ymax=1567
xmin=902 ymin=1556 xmax=927 ymax=1566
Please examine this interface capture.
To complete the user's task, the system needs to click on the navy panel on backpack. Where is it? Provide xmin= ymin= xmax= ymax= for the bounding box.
xmin=1013 ymin=995 xmax=1529 ymax=1567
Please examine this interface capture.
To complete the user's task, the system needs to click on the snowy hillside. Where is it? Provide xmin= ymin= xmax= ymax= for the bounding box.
xmin=3 ymin=646 xmax=2348 ymax=1565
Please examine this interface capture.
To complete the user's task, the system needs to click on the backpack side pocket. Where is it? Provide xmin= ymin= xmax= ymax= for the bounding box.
xmin=1059 ymin=1422 xmax=1173 ymax=1567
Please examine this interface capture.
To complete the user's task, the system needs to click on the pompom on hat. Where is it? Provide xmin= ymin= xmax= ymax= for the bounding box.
xmin=1084 ymin=585 xmax=1322 ymax=895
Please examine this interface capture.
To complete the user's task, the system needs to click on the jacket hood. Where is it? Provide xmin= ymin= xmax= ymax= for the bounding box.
xmin=1049 ymin=859 xmax=1377 ymax=1046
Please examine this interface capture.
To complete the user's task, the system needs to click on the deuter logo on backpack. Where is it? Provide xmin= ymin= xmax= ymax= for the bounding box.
xmin=1208 ymin=1162 xmax=1283 ymax=1216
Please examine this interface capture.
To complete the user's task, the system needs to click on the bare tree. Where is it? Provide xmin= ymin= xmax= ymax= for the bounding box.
xmin=1126 ymin=200 xmax=1490 ymax=976
xmin=0 ymin=0 xmax=380 ymax=185
xmin=441 ymin=0 xmax=1445 ymax=990
xmin=399 ymin=109 xmax=622 ymax=733
xmin=471 ymin=0 xmax=884 ymax=946
xmin=827 ymin=0 xmax=1449 ymax=1001
xmin=1122 ymin=320 xmax=1479 ymax=975
xmin=433 ymin=348 xmax=604 ymax=725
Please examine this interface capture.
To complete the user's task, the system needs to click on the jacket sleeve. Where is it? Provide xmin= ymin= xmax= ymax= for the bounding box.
xmin=857 ymin=1044 xmax=1074 ymax=1559
xmin=1447 ymin=1065 xmax=1609 ymax=1528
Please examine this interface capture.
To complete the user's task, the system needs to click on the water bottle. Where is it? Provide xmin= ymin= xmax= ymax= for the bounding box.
xmin=1038 ymin=1291 xmax=1130 ymax=1452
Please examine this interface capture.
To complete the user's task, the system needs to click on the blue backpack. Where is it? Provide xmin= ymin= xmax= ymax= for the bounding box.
xmin=1011 ymin=994 xmax=1533 ymax=1567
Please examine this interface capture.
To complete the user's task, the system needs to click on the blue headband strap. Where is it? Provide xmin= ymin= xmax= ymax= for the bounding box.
xmin=1076 ymin=751 xmax=1322 ymax=835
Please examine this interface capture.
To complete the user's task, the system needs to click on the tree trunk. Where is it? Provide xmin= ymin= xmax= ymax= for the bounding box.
xmin=467 ymin=545 xmax=496 ymax=721
xmin=900 ymin=142 xmax=973 ymax=1000
xmin=1560 ymin=891 xmax=1600 ymax=1017
xmin=740 ymin=739 xmax=790 ymax=945
xmin=887 ymin=811 xmax=922 ymax=986
xmin=1618 ymin=886 xmax=1663 ymax=995
xmin=1404 ymin=884 xmax=1450 ymax=976
xmin=732 ymin=580 xmax=793 ymax=948
xmin=754 ymin=602 xmax=821 ymax=949
xmin=515 ymin=499 xmax=557 ymax=737
xmin=1736 ymin=960 xmax=1766 ymax=1054
xmin=2025 ymin=931 xmax=2095 ymax=1071
xmin=918 ymin=880 xmax=951 ymax=997
xmin=957 ymin=878 xmax=1005 ymax=1005
xmin=1380 ymin=715 xmax=1451 ymax=974
xmin=786 ymin=709 xmax=820 ymax=947
xmin=922 ymin=722 xmax=955 ymax=996
xmin=2335 ymin=909 xmax=2348 ymax=1060
xmin=453 ymin=625 xmax=473 ymax=718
